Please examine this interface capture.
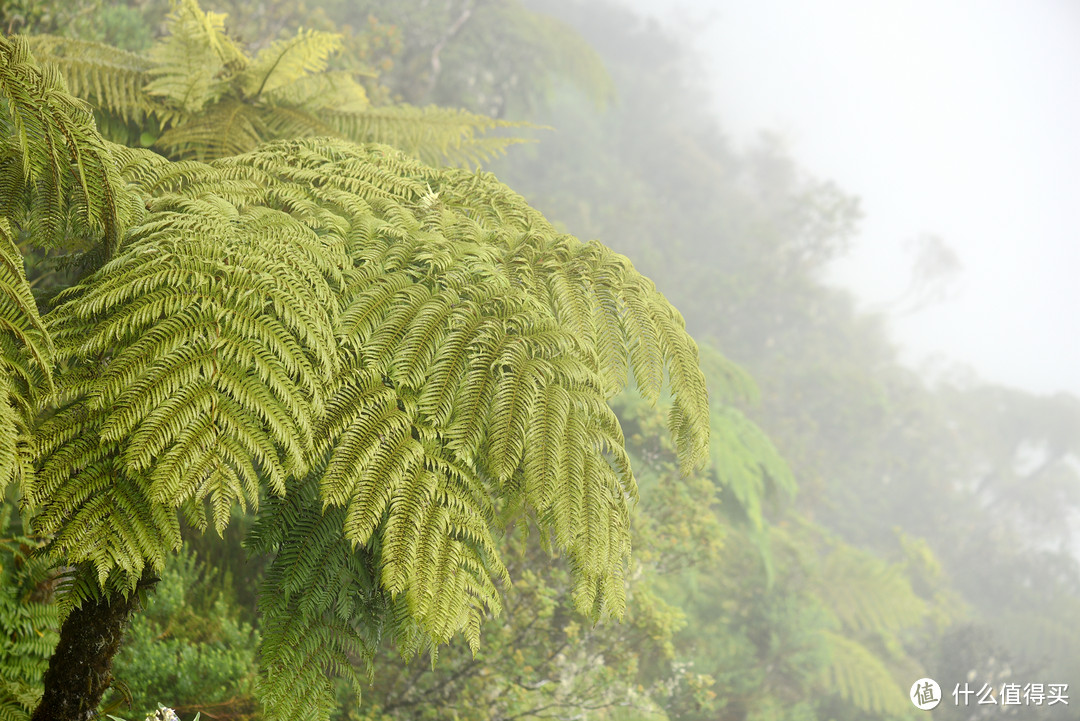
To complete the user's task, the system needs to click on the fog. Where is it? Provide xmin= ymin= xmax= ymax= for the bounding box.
xmin=621 ymin=0 xmax=1080 ymax=397
xmin=4 ymin=0 xmax=1079 ymax=719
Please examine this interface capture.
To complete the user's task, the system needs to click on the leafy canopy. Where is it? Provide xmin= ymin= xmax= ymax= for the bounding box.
xmin=0 ymin=30 xmax=709 ymax=721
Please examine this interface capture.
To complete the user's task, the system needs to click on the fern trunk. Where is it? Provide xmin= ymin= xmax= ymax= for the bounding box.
xmin=31 ymin=582 xmax=148 ymax=721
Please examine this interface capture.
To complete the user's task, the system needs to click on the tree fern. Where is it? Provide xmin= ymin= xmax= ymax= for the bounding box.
xmin=142 ymin=0 xmax=245 ymax=120
xmin=1 ymin=25 xmax=711 ymax=718
xmin=770 ymin=520 xmax=930 ymax=719
xmin=29 ymin=0 xmax=526 ymax=166
xmin=21 ymin=134 xmax=710 ymax=719
xmin=817 ymin=545 xmax=927 ymax=637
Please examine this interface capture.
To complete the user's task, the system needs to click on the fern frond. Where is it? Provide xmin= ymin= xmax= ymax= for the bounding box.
xmin=430 ymin=175 xmax=711 ymax=468
xmin=818 ymin=546 xmax=927 ymax=636
xmin=0 ymin=372 xmax=36 ymax=498
xmin=143 ymin=0 xmax=245 ymax=118
xmin=44 ymin=196 xmax=342 ymax=533
xmin=31 ymin=405 xmax=180 ymax=587
xmin=820 ymin=630 xmax=910 ymax=716
xmin=24 ymin=36 xmax=153 ymax=123
xmin=221 ymin=139 xmax=709 ymax=471
xmin=153 ymin=100 xmax=266 ymax=160
xmin=710 ymin=405 xmax=795 ymax=529
xmin=264 ymin=71 xmax=369 ymax=113
xmin=252 ymin=483 xmax=383 ymax=721
xmin=320 ymin=105 xmax=530 ymax=168
xmin=0 ymin=35 xmax=128 ymax=253
xmin=0 ymin=218 xmax=51 ymax=387
xmin=241 ymin=30 xmax=343 ymax=100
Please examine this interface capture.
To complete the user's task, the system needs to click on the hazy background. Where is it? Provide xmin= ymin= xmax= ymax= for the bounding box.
xmin=620 ymin=0 xmax=1080 ymax=396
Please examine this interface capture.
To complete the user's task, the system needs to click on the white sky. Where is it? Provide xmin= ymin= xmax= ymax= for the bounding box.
xmin=615 ymin=0 xmax=1080 ymax=397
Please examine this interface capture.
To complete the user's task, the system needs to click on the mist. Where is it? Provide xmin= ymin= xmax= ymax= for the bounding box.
xmin=0 ymin=0 xmax=1077 ymax=719
xmin=628 ymin=0 xmax=1080 ymax=398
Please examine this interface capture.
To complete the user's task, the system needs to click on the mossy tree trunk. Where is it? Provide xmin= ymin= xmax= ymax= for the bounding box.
xmin=31 ymin=581 xmax=151 ymax=721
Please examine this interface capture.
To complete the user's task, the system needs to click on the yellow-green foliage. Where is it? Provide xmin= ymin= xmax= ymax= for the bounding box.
xmin=23 ymin=136 xmax=708 ymax=719
xmin=819 ymin=630 xmax=910 ymax=717
xmin=710 ymin=405 xmax=795 ymax=531
xmin=28 ymin=0 xmax=527 ymax=165
xmin=768 ymin=521 xmax=929 ymax=718
xmin=0 ymin=35 xmax=132 ymax=253
xmin=1 ymin=28 xmax=709 ymax=719
xmin=0 ymin=34 xmax=140 ymax=493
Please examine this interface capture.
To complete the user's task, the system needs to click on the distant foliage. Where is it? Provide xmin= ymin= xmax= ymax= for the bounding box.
xmin=108 ymin=551 xmax=258 ymax=720
xmin=0 ymin=504 xmax=57 ymax=721
xmin=344 ymin=0 xmax=615 ymax=117
xmin=27 ymin=0 xmax=526 ymax=166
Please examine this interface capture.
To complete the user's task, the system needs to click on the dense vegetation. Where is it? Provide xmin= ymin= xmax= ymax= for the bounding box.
xmin=0 ymin=1 xmax=1077 ymax=721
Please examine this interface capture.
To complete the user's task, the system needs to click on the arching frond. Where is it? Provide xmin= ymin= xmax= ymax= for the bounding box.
xmin=0 ymin=218 xmax=51 ymax=391
xmin=0 ymin=35 xmax=147 ymax=494
xmin=153 ymin=99 xmax=268 ymax=160
xmin=817 ymin=545 xmax=927 ymax=636
xmin=263 ymin=71 xmax=370 ymax=113
xmin=30 ymin=397 xmax=180 ymax=589
xmin=820 ymin=630 xmax=910 ymax=716
xmin=0 ymin=34 xmax=129 ymax=254
xmin=250 ymin=480 xmax=387 ymax=721
xmin=24 ymin=36 xmax=153 ymax=123
xmin=241 ymin=29 xmax=343 ymax=100
xmin=431 ymin=171 xmax=711 ymax=468
xmin=710 ymin=405 xmax=795 ymax=530
xmin=221 ymin=139 xmax=710 ymax=471
xmin=40 ymin=196 xmax=342 ymax=537
xmin=321 ymin=105 xmax=530 ymax=168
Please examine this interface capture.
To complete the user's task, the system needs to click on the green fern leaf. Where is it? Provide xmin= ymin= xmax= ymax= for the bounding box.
xmin=142 ymin=0 xmax=245 ymax=117
xmin=240 ymin=30 xmax=343 ymax=100
xmin=820 ymin=630 xmax=910 ymax=716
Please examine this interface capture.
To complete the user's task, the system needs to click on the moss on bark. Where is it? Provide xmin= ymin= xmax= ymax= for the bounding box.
xmin=31 ymin=581 xmax=151 ymax=721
